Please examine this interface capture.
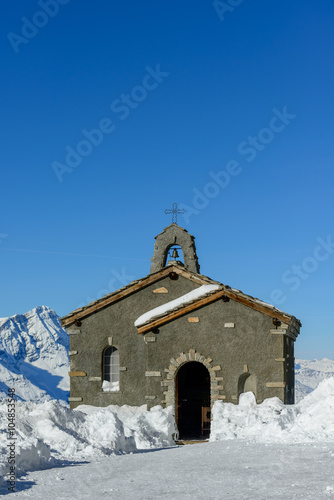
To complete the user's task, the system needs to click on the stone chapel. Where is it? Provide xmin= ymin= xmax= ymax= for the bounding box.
xmin=61 ymin=223 xmax=301 ymax=439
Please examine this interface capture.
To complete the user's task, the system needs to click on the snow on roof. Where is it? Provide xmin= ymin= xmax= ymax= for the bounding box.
xmin=134 ymin=284 xmax=220 ymax=327
xmin=230 ymin=287 xmax=288 ymax=316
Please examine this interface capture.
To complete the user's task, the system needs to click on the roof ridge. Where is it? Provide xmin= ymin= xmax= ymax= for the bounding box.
xmin=61 ymin=264 xmax=219 ymax=326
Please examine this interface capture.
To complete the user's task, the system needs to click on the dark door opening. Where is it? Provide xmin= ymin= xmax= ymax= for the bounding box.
xmin=176 ymin=362 xmax=211 ymax=439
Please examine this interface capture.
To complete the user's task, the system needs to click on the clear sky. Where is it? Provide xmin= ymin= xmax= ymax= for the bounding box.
xmin=1 ymin=0 xmax=334 ymax=359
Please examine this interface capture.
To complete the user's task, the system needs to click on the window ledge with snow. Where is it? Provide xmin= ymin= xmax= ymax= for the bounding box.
xmin=102 ymin=380 xmax=120 ymax=392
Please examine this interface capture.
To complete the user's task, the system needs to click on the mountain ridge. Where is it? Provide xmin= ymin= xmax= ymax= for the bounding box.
xmin=0 ymin=305 xmax=69 ymax=402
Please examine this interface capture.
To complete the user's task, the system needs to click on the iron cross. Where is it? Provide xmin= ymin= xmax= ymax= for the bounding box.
xmin=164 ymin=203 xmax=185 ymax=224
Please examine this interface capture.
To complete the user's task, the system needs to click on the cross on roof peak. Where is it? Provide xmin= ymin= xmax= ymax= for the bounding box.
xmin=164 ymin=203 xmax=185 ymax=224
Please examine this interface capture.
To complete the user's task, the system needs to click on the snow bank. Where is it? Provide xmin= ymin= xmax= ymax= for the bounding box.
xmin=78 ymin=404 xmax=175 ymax=450
xmin=0 ymin=400 xmax=176 ymax=477
xmin=0 ymin=438 xmax=50 ymax=481
xmin=210 ymin=377 xmax=334 ymax=443
xmin=134 ymin=284 xmax=220 ymax=326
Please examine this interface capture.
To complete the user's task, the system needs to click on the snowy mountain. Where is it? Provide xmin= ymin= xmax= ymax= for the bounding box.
xmin=295 ymin=357 xmax=334 ymax=401
xmin=0 ymin=306 xmax=69 ymax=402
xmin=0 ymin=305 xmax=333 ymax=404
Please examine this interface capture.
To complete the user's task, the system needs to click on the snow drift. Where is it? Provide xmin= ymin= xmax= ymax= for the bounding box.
xmin=210 ymin=377 xmax=334 ymax=443
xmin=0 ymin=401 xmax=176 ymax=478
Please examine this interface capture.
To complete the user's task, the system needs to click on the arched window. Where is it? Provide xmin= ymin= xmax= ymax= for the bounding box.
xmin=102 ymin=346 xmax=119 ymax=391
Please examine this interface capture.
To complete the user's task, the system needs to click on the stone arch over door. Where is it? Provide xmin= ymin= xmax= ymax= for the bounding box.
xmin=161 ymin=349 xmax=223 ymax=408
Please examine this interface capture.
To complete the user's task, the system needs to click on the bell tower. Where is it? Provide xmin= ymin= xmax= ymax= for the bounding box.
xmin=150 ymin=223 xmax=200 ymax=274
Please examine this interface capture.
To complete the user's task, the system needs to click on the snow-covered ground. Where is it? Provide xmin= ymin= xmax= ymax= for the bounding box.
xmin=6 ymin=441 xmax=334 ymax=499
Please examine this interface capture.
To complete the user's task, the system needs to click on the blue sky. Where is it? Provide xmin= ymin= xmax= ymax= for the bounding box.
xmin=1 ymin=0 xmax=334 ymax=359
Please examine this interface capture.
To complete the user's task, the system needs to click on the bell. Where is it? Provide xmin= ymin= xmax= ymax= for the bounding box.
xmin=171 ymin=248 xmax=179 ymax=259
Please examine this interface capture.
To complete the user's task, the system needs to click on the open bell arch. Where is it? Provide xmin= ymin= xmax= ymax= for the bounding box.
xmin=150 ymin=224 xmax=200 ymax=274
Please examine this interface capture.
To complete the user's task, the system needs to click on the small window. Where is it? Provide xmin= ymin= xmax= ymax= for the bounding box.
xmin=102 ymin=346 xmax=119 ymax=392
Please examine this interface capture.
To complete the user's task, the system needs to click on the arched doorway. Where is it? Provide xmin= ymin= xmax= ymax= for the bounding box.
xmin=176 ymin=362 xmax=211 ymax=439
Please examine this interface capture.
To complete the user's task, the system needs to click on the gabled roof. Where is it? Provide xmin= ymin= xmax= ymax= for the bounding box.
xmin=61 ymin=264 xmax=301 ymax=333
xmin=60 ymin=264 xmax=216 ymax=328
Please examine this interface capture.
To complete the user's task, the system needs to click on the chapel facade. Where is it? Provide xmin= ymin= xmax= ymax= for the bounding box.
xmin=61 ymin=223 xmax=301 ymax=439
